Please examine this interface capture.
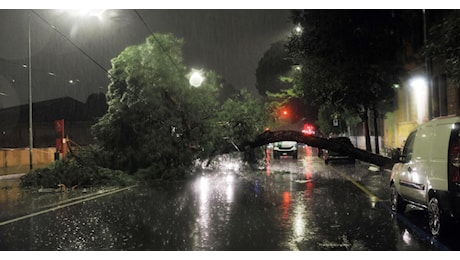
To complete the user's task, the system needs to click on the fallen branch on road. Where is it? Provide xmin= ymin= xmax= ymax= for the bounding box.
xmin=236 ymin=130 xmax=395 ymax=170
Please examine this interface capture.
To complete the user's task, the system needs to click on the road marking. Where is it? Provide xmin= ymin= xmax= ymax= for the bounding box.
xmin=329 ymin=166 xmax=383 ymax=202
xmin=0 ymin=185 xmax=137 ymax=226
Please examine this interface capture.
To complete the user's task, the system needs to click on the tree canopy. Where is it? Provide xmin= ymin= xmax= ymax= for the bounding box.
xmin=91 ymin=33 xmax=268 ymax=177
xmin=425 ymin=10 xmax=460 ymax=86
xmin=286 ymin=10 xmax=411 ymax=151
xmin=255 ymin=40 xmax=293 ymax=96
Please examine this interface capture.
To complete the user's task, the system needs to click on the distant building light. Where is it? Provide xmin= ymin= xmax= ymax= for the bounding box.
xmin=409 ymin=76 xmax=428 ymax=124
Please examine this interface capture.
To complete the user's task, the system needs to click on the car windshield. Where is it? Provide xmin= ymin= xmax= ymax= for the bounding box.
xmin=276 ymin=141 xmax=297 ymax=147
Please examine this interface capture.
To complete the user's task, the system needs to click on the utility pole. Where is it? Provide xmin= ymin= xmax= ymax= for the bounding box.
xmin=28 ymin=10 xmax=34 ymax=170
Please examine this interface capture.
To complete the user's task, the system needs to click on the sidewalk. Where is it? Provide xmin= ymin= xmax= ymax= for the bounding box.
xmin=0 ymin=164 xmax=51 ymax=180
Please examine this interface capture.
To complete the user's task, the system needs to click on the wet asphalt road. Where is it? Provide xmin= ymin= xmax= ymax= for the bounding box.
xmin=0 ymin=145 xmax=459 ymax=250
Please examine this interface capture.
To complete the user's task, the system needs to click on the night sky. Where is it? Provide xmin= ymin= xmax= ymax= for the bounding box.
xmin=0 ymin=9 xmax=293 ymax=108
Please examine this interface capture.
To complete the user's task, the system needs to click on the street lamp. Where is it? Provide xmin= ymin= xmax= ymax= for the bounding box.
xmin=188 ymin=69 xmax=204 ymax=88
xmin=25 ymin=9 xmax=105 ymax=170
xmin=294 ymin=24 xmax=303 ymax=35
xmin=73 ymin=9 xmax=107 ymax=21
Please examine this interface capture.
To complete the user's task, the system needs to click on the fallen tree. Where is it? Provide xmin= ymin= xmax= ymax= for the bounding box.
xmin=233 ymin=130 xmax=396 ymax=170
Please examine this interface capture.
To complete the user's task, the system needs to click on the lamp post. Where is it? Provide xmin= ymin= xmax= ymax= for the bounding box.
xmin=28 ymin=10 xmax=34 ymax=170
xmin=23 ymin=9 xmax=107 ymax=170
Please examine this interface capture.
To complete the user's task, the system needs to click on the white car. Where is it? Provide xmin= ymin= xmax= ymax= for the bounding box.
xmin=273 ymin=141 xmax=298 ymax=159
xmin=390 ymin=116 xmax=460 ymax=236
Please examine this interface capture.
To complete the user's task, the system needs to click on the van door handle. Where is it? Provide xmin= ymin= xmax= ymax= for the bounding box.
xmin=407 ymin=167 xmax=412 ymax=173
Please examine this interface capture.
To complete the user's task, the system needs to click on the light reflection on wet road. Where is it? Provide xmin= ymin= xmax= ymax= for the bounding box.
xmin=0 ymin=145 xmax=454 ymax=250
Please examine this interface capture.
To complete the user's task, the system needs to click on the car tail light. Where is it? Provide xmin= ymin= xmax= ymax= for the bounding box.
xmin=449 ymin=124 xmax=460 ymax=188
xmin=450 ymin=144 xmax=460 ymax=182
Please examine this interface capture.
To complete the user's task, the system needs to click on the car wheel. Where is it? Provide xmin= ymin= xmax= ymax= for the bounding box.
xmin=428 ymin=196 xmax=448 ymax=237
xmin=390 ymin=183 xmax=406 ymax=213
xmin=274 ymin=152 xmax=279 ymax=159
xmin=293 ymin=152 xmax=298 ymax=160
xmin=325 ymin=159 xmax=329 ymax=165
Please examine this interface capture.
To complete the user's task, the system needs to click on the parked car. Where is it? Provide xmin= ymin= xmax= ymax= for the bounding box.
xmin=390 ymin=116 xmax=460 ymax=236
xmin=322 ymin=137 xmax=355 ymax=164
xmin=273 ymin=141 xmax=298 ymax=159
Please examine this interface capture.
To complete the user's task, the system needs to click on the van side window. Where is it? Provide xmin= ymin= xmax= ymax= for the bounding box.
xmin=402 ymin=131 xmax=416 ymax=162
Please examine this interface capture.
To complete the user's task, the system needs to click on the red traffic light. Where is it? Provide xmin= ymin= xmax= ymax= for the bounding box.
xmin=279 ymin=107 xmax=289 ymax=117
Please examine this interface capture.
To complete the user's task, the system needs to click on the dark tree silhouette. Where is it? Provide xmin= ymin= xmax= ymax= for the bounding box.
xmin=255 ymin=40 xmax=293 ymax=96
xmin=287 ymin=10 xmax=413 ymax=153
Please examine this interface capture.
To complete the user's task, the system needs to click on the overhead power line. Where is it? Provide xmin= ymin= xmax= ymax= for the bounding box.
xmin=29 ymin=10 xmax=151 ymax=103
xmin=28 ymin=10 xmax=189 ymax=104
xmin=31 ymin=10 xmax=110 ymax=75
xmin=31 ymin=10 xmax=185 ymax=78
xmin=133 ymin=9 xmax=183 ymax=74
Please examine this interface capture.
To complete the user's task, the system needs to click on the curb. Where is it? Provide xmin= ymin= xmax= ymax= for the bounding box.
xmin=0 ymin=173 xmax=26 ymax=180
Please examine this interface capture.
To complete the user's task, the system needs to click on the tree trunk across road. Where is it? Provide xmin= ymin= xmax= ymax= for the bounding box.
xmin=237 ymin=130 xmax=395 ymax=170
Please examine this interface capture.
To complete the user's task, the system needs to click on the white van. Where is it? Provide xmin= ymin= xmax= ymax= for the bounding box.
xmin=390 ymin=116 xmax=460 ymax=236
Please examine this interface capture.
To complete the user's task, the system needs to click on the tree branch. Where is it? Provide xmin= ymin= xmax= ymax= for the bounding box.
xmin=235 ymin=130 xmax=395 ymax=170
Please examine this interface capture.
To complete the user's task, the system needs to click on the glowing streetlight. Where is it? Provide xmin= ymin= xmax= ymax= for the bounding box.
xmin=189 ymin=69 xmax=204 ymax=87
xmin=26 ymin=9 xmax=106 ymax=170
xmin=64 ymin=9 xmax=108 ymax=21
xmin=294 ymin=24 xmax=303 ymax=35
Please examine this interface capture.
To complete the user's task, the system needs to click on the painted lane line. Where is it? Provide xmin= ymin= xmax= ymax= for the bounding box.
xmin=36 ymin=187 xmax=124 ymax=210
xmin=0 ymin=185 xmax=137 ymax=226
xmin=329 ymin=166 xmax=383 ymax=202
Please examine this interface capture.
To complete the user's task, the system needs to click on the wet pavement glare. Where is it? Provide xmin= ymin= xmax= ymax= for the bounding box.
xmin=0 ymin=146 xmax=448 ymax=250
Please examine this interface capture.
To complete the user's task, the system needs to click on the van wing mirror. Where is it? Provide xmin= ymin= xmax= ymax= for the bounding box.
xmin=398 ymin=154 xmax=406 ymax=163
xmin=390 ymin=148 xmax=403 ymax=163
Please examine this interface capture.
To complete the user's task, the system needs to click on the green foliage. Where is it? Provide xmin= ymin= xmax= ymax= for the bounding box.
xmin=91 ymin=33 xmax=221 ymax=175
xmin=20 ymin=32 xmax=275 ymax=188
xmin=89 ymin=32 xmax=270 ymax=180
xmin=317 ymin=104 xmax=347 ymax=137
xmin=316 ymin=104 xmax=360 ymax=137
xmin=20 ymin=150 xmax=135 ymax=189
xmin=265 ymin=88 xmax=297 ymax=124
xmin=215 ymin=89 xmax=269 ymax=165
xmin=264 ymin=88 xmax=313 ymax=130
